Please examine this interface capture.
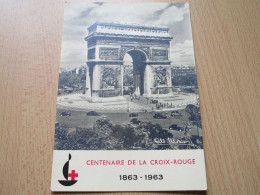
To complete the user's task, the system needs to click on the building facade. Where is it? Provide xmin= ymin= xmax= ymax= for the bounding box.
xmin=172 ymin=66 xmax=196 ymax=77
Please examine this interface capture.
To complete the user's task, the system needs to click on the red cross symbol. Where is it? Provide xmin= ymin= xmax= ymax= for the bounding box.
xmin=68 ymin=170 xmax=78 ymax=181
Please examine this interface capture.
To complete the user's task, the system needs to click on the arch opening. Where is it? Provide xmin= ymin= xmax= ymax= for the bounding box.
xmin=123 ymin=50 xmax=147 ymax=96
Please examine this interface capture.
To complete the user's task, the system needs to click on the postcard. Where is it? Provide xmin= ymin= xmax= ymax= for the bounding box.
xmin=51 ymin=2 xmax=207 ymax=191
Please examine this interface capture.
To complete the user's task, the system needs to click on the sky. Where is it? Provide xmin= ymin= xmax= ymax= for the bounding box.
xmin=60 ymin=2 xmax=196 ymax=70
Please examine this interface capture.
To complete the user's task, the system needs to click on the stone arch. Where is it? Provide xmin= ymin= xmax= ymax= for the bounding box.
xmin=85 ymin=22 xmax=173 ymax=98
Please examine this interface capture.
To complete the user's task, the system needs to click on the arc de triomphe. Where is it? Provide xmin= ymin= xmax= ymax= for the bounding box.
xmin=85 ymin=22 xmax=173 ymax=99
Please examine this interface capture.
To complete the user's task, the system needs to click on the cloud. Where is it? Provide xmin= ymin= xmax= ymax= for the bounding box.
xmin=60 ymin=39 xmax=87 ymax=69
xmin=170 ymin=40 xmax=195 ymax=66
xmin=60 ymin=2 xmax=194 ymax=69
xmin=64 ymin=3 xmax=99 ymax=22
xmin=86 ymin=3 xmax=169 ymax=25
xmin=153 ymin=3 xmax=190 ymax=26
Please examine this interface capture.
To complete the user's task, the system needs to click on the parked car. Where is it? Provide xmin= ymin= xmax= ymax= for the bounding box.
xmin=130 ymin=118 xmax=141 ymax=125
xmin=129 ymin=113 xmax=138 ymax=117
xmin=86 ymin=111 xmax=100 ymax=116
xmin=169 ymin=124 xmax=183 ymax=131
xmin=60 ymin=112 xmax=71 ymax=116
xmin=153 ymin=113 xmax=167 ymax=119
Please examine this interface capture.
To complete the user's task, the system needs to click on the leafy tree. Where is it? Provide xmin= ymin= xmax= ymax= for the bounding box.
xmin=172 ymin=73 xmax=198 ymax=86
xmin=58 ymin=71 xmax=86 ymax=88
xmin=55 ymin=118 xmax=189 ymax=150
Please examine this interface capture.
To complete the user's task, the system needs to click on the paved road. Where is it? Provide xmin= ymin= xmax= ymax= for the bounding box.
xmin=57 ymin=92 xmax=198 ymax=112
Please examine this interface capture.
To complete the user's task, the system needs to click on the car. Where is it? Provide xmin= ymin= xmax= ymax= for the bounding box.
xmin=100 ymin=115 xmax=107 ymax=119
xmin=186 ymin=104 xmax=196 ymax=110
xmin=130 ymin=118 xmax=141 ymax=125
xmin=55 ymin=122 xmax=60 ymax=128
xmin=150 ymin=100 xmax=158 ymax=104
xmin=169 ymin=124 xmax=183 ymax=131
xmin=60 ymin=112 xmax=71 ymax=116
xmin=129 ymin=113 xmax=138 ymax=117
xmin=171 ymin=111 xmax=181 ymax=116
xmin=86 ymin=111 xmax=100 ymax=116
xmin=153 ymin=113 xmax=167 ymax=119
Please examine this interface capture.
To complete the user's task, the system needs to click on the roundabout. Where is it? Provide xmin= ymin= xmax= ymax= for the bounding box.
xmin=57 ymin=92 xmax=198 ymax=113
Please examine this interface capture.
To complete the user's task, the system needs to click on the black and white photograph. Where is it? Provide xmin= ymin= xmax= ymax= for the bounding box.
xmin=54 ymin=2 xmax=203 ymax=151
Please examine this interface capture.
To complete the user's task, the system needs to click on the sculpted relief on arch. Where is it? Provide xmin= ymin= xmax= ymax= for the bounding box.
xmin=120 ymin=46 xmax=150 ymax=60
